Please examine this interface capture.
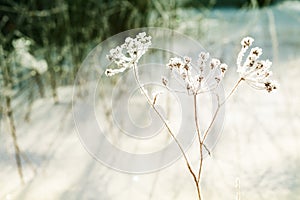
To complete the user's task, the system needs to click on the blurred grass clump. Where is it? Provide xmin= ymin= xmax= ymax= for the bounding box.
xmin=0 ymin=0 xmax=185 ymax=182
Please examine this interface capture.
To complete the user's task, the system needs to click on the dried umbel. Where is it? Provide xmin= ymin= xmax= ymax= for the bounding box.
xmin=166 ymin=53 xmax=228 ymax=95
xmin=237 ymin=37 xmax=278 ymax=92
xmin=105 ymin=32 xmax=152 ymax=76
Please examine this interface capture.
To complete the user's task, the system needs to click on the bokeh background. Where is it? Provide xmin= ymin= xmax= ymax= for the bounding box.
xmin=1 ymin=0 xmax=300 ymax=199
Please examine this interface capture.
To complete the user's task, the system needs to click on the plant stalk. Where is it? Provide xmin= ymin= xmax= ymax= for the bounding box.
xmin=132 ymin=63 xmax=201 ymax=199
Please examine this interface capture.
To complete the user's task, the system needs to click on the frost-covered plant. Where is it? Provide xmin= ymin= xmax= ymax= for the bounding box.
xmin=12 ymin=38 xmax=48 ymax=74
xmin=105 ymin=33 xmax=278 ymax=200
xmin=105 ymin=32 xmax=151 ymax=77
xmin=237 ymin=37 xmax=278 ymax=92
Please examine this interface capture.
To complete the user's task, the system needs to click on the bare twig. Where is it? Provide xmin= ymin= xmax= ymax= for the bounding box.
xmin=201 ymin=78 xmax=244 ymax=149
xmin=6 ymin=96 xmax=24 ymax=184
xmin=193 ymin=94 xmax=202 ymax=145
xmin=220 ymin=78 xmax=243 ymax=106
xmin=193 ymin=94 xmax=204 ymax=183
xmin=202 ymin=104 xmax=220 ymax=144
xmin=196 ymin=78 xmax=244 ymax=184
xmin=132 ymin=63 xmax=202 ymax=200
xmin=2 ymin=54 xmax=24 ymax=184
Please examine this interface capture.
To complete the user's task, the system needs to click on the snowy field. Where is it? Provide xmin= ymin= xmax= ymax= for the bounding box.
xmin=1 ymin=2 xmax=300 ymax=200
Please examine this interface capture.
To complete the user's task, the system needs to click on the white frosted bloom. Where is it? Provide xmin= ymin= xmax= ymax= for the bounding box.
xmin=237 ymin=36 xmax=254 ymax=73
xmin=105 ymin=32 xmax=152 ymax=76
xmin=237 ymin=37 xmax=278 ymax=92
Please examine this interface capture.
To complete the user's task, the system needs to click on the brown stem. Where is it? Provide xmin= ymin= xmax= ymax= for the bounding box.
xmin=49 ymin=68 xmax=58 ymax=104
xmin=132 ymin=64 xmax=201 ymax=199
xmin=34 ymin=72 xmax=45 ymax=98
xmin=2 ymin=59 xmax=24 ymax=184
xmin=193 ymin=95 xmax=210 ymax=154
xmin=193 ymin=95 xmax=202 ymax=146
xmin=202 ymin=78 xmax=243 ymax=145
xmin=198 ymin=143 xmax=204 ymax=183
xmin=6 ymin=95 xmax=24 ymax=184
xmin=196 ymin=179 xmax=202 ymax=200
xmin=46 ymin=52 xmax=59 ymax=104
xmin=220 ymin=78 xmax=243 ymax=106
xmin=25 ymin=88 xmax=33 ymax=122
xmin=202 ymin=105 xmax=220 ymax=144
xmin=132 ymin=64 xmax=188 ymax=163
xmin=193 ymin=95 xmax=204 ymax=184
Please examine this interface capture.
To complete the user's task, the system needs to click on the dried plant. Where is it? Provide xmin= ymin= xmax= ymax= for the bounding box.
xmin=105 ymin=32 xmax=278 ymax=200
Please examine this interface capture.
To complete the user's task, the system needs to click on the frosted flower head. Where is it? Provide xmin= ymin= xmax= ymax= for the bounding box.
xmin=237 ymin=37 xmax=278 ymax=92
xmin=264 ymin=80 xmax=278 ymax=93
xmin=210 ymin=58 xmax=221 ymax=69
xmin=166 ymin=52 xmax=227 ymax=95
xmin=105 ymin=32 xmax=152 ymax=76
xmin=220 ymin=63 xmax=228 ymax=76
xmin=167 ymin=57 xmax=184 ymax=70
xmin=198 ymin=52 xmax=210 ymax=62
xmin=241 ymin=37 xmax=254 ymax=48
xmin=198 ymin=52 xmax=209 ymax=73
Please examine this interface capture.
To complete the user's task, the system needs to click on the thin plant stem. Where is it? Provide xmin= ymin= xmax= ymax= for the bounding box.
xmin=198 ymin=143 xmax=203 ymax=183
xmin=132 ymin=63 xmax=201 ymax=200
xmin=193 ymin=95 xmax=202 ymax=145
xmin=197 ymin=96 xmax=220 ymax=183
xmin=34 ymin=73 xmax=45 ymax=98
xmin=197 ymin=78 xmax=244 ymax=184
xmin=193 ymin=94 xmax=204 ymax=183
xmin=6 ymin=96 xmax=24 ymax=185
xmin=131 ymin=64 xmax=243 ymax=200
xmin=220 ymin=78 xmax=243 ymax=106
xmin=202 ymin=104 xmax=220 ymax=144
xmin=2 ymin=58 xmax=24 ymax=184
xmin=202 ymin=78 xmax=244 ymax=146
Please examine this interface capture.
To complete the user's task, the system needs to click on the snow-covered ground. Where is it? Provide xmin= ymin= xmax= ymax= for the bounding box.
xmin=1 ymin=1 xmax=300 ymax=200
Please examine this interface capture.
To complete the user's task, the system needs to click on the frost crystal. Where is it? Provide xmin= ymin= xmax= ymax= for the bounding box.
xmin=237 ymin=37 xmax=278 ymax=92
xmin=105 ymin=32 xmax=152 ymax=76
